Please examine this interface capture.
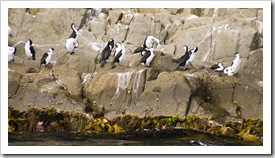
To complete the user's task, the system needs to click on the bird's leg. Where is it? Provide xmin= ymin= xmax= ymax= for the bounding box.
xmin=175 ymin=65 xmax=180 ymax=71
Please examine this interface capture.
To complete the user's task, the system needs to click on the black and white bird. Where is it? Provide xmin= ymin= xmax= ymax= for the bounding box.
xmin=143 ymin=35 xmax=161 ymax=49
xmin=8 ymin=46 xmax=17 ymax=63
xmin=224 ymin=52 xmax=241 ymax=76
xmin=188 ymin=46 xmax=198 ymax=64
xmin=223 ymin=66 xmax=233 ymax=76
xmin=231 ymin=52 xmax=241 ymax=75
xmin=133 ymin=35 xmax=161 ymax=55
xmin=210 ymin=62 xmax=224 ymax=72
xmin=65 ymin=23 xmax=79 ymax=54
xmin=133 ymin=46 xmax=146 ymax=56
xmin=69 ymin=23 xmax=78 ymax=39
xmin=111 ymin=41 xmax=125 ymax=69
xmin=175 ymin=45 xmax=198 ymax=70
xmin=24 ymin=39 xmax=36 ymax=60
xmin=140 ymin=48 xmax=155 ymax=67
xmin=99 ymin=38 xmax=115 ymax=67
xmin=40 ymin=48 xmax=54 ymax=66
xmin=175 ymin=45 xmax=189 ymax=70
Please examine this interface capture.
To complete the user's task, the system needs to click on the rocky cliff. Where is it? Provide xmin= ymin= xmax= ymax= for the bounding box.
xmin=8 ymin=8 xmax=263 ymax=125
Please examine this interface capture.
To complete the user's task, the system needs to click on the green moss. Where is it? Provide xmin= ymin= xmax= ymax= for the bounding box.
xmin=152 ymin=118 xmax=158 ymax=124
xmin=8 ymin=106 xmax=263 ymax=141
xmin=163 ymin=117 xmax=175 ymax=126
xmin=85 ymin=117 xmax=125 ymax=134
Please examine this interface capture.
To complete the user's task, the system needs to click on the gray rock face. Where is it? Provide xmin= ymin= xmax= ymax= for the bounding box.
xmin=8 ymin=71 xmax=22 ymax=98
xmin=8 ymin=67 xmax=85 ymax=112
xmin=8 ymin=8 xmax=263 ymax=123
xmin=128 ymin=71 xmax=195 ymax=117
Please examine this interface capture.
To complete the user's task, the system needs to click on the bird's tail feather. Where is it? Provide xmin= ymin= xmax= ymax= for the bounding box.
xmin=175 ymin=65 xmax=179 ymax=70
xmin=100 ymin=60 xmax=106 ymax=67
xmin=111 ymin=62 xmax=116 ymax=69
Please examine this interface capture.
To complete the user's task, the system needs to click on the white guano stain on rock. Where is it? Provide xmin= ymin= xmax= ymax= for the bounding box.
xmin=132 ymin=69 xmax=145 ymax=97
xmin=115 ymin=71 xmax=134 ymax=95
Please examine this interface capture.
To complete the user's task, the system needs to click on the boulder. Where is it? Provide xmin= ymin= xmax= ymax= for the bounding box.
xmin=150 ymin=51 xmax=179 ymax=72
xmin=153 ymin=13 xmax=172 ymax=26
xmin=8 ymin=71 xmax=22 ymax=98
xmin=83 ymin=68 xmax=147 ymax=111
xmin=174 ymin=25 xmax=212 ymax=62
xmin=137 ymin=8 xmax=160 ymax=14
xmin=89 ymin=19 xmax=107 ymax=39
xmin=126 ymin=13 xmax=154 ymax=47
xmin=232 ymin=85 xmax=262 ymax=119
xmin=126 ymin=71 xmax=196 ymax=117
xmin=106 ymin=24 xmax=128 ymax=42
xmin=8 ymin=69 xmax=85 ymax=112
xmin=174 ymin=17 xmax=258 ymax=68
xmin=108 ymin=10 xmax=123 ymax=25
xmin=183 ymin=17 xmax=212 ymax=30
xmin=27 ymin=8 xmax=40 ymax=15
xmin=9 ymin=8 xmax=86 ymax=44
xmin=205 ymin=79 xmax=236 ymax=107
xmin=53 ymin=65 xmax=82 ymax=101
xmin=165 ymin=23 xmax=181 ymax=44
xmin=54 ymin=48 xmax=98 ymax=74
xmin=8 ymin=63 xmax=31 ymax=75
xmin=241 ymin=48 xmax=263 ymax=81
xmin=120 ymin=11 xmax=134 ymax=25
xmin=160 ymin=43 xmax=176 ymax=57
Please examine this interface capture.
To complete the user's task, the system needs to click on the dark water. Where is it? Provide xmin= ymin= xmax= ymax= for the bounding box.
xmin=8 ymin=128 xmax=262 ymax=146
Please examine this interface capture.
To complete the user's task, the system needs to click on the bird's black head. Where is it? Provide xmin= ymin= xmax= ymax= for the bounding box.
xmin=218 ymin=62 xmax=223 ymax=66
xmin=115 ymin=42 xmax=120 ymax=48
xmin=235 ymin=52 xmax=240 ymax=58
xmin=51 ymin=48 xmax=54 ymax=51
xmin=109 ymin=38 xmax=114 ymax=45
xmin=28 ymin=39 xmax=33 ymax=45
xmin=193 ymin=46 xmax=198 ymax=53
xmin=13 ymin=47 xmax=17 ymax=54
xmin=183 ymin=45 xmax=188 ymax=52
xmin=71 ymin=23 xmax=75 ymax=28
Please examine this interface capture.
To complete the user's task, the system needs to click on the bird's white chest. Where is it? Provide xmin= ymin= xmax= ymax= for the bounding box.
xmin=146 ymin=39 xmax=155 ymax=48
xmin=216 ymin=66 xmax=224 ymax=71
xmin=119 ymin=49 xmax=125 ymax=62
xmin=66 ymin=38 xmax=78 ymax=52
xmin=45 ymin=53 xmax=52 ymax=65
xmin=189 ymin=53 xmax=196 ymax=62
xmin=145 ymin=52 xmax=155 ymax=66
xmin=224 ymin=66 xmax=234 ymax=76
xmin=24 ymin=45 xmax=32 ymax=57
xmin=8 ymin=48 xmax=14 ymax=62
xmin=231 ymin=58 xmax=241 ymax=74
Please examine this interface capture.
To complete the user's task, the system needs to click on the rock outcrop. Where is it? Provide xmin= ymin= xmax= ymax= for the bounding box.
xmin=8 ymin=8 xmax=263 ymax=125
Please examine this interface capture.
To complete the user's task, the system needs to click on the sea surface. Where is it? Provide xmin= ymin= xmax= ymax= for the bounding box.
xmin=8 ymin=128 xmax=262 ymax=146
